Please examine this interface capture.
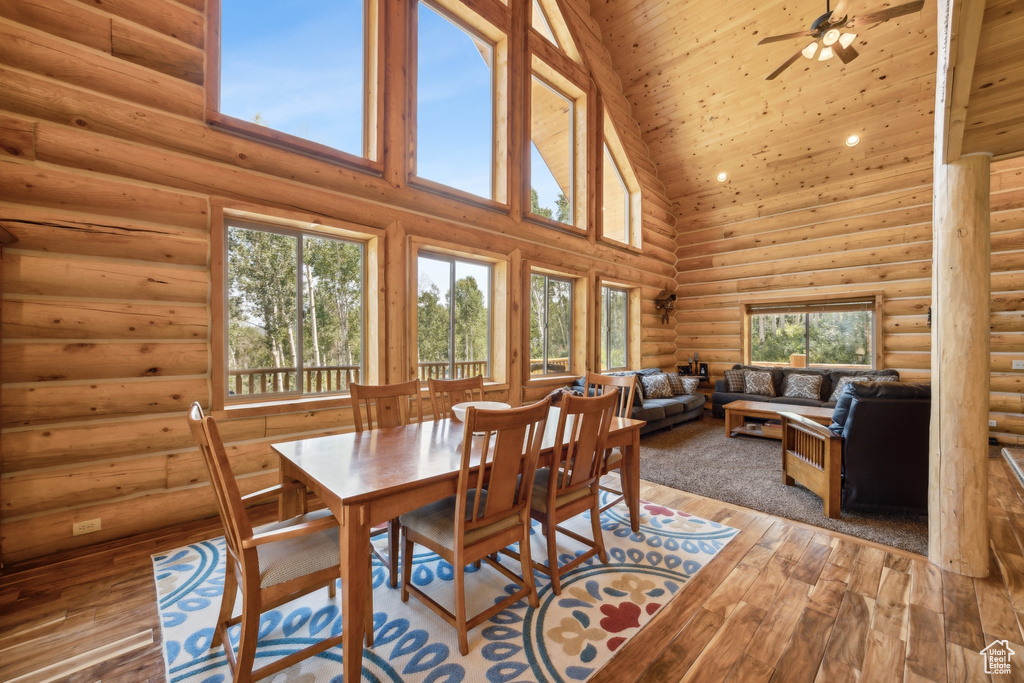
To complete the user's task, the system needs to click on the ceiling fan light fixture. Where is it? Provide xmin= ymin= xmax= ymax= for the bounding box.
xmin=802 ymin=42 xmax=819 ymax=59
xmin=839 ymin=32 xmax=857 ymax=48
xmin=818 ymin=45 xmax=834 ymax=60
xmin=822 ymin=28 xmax=841 ymax=46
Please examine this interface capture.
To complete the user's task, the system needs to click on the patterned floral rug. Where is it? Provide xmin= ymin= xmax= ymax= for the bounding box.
xmin=153 ymin=496 xmax=737 ymax=682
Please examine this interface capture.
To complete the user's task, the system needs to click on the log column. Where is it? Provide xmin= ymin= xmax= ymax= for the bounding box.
xmin=929 ymin=152 xmax=991 ymax=577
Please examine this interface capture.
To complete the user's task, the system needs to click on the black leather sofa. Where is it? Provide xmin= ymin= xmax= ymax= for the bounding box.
xmin=710 ymin=363 xmax=900 ymax=417
xmin=830 ymin=381 xmax=931 ymax=514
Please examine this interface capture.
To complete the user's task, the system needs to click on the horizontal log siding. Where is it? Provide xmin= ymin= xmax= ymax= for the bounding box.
xmin=0 ymin=0 xmax=678 ymax=562
xmin=674 ymin=156 xmax=1024 ymax=445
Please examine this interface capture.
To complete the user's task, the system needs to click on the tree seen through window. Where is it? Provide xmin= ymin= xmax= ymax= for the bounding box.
xmin=417 ymin=255 xmax=491 ymax=380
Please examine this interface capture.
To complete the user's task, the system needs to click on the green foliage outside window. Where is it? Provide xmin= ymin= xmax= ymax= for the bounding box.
xmin=749 ymin=311 xmax=872 ymax=366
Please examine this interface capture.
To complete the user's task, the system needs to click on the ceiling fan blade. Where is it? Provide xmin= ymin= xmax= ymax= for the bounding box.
xmin=829 ymin=0 xmax=852 ymax=22
xmin=766 ymin=49 xmax=804 ymax=80
xmin=855 ymin=0 xmax=925 ymax=26
xmin=758 ymin=30 xmax=814 ymax=45
xmin=833 ymin=41 xmax=860 ymax=64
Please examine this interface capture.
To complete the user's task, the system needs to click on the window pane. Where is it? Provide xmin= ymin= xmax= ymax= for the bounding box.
xmin=546 ymin=278 xmax=571 ymax=372
xmin=530 ymin=77 xmax=573 ymax=223
xmin=603 ymin=143 xmax=629 ymax=243
xmin=454 ymin=260 xmax=490 ymax=377
xmin=302 ymin=236 xmax=364 ymax=393
xmin=417 ymin=256 xmax=452 ymax=378
xmin=529 ymin=274 xmax=545 ymax=374
xmin=749 ymin=313 xmax=805 ymax=364
xmin=227 ymin=226 xmax=299 ymax=395
xmin=532 ymin=0 xmax=559 ymax=46
xmin=808 ymin=311 xmax=872 ymax=366
xmin=417 ymin=3 xmax=494 ymax=199
xmin=601 ymin=286 xmax=627 ymax=371
xmin=220 ymin=0 xmax=364 ymax=156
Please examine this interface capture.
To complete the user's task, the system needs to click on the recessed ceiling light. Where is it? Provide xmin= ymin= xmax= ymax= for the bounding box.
xmin=845 ymin=134 xmax=861 ymax=147
xmin=716 ymin=171 xmax=728 ymax=182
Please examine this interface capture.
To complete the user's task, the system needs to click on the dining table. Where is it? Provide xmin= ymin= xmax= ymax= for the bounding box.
xmin=271 ymin=406 xmax=644 ymax=682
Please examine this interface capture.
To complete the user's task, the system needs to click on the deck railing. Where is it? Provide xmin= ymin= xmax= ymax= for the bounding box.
xmin=230 ymin=360 xmax=493 ymax=396
xmin=528 ymin=356 xmax=570 ymax=374
xmin=416 ymin=361 xmax=488 ymax=381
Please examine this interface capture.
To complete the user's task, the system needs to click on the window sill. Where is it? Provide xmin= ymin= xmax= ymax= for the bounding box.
xmin=524 ymin=212 xmax=588 ymax=239
xmin=217 ymin=393 xmax=353 ymax=419
xmin=408 ymin=175 xmax=510 ymax=214
xmin=207 ymin=111 xmax=382 ymax=176
xmin=598 ymin=235 xmax=643 ymax=254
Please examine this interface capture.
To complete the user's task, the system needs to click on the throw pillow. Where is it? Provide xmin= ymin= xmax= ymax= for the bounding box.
xmin=724 ymin=369 xmax=746 ymax=393
xmin=829 ymin=374 xmax=897 ymax=401
xmin=784 ymin=374 xmax=823 ymax=401
xmin=744 ymin=370 xmax=776 ymax=397
xmin=665 ymin=373 xmax=685 ymax=395
xmin=641 ymin=373 xmax=674 ymax=399
xmin=680 ymin=377 xmax=700 ymax=395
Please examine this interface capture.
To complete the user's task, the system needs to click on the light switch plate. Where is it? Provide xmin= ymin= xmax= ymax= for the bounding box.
xmin=1013 ymin=360 xmax=1024 ymax=370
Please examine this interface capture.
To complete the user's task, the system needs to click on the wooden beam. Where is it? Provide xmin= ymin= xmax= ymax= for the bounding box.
xmin=936 ymin=0 xmax=987 ymax=164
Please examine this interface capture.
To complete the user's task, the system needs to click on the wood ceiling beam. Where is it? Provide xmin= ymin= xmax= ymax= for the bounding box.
xmin=936 ymin=0 xmax=987 ymax=164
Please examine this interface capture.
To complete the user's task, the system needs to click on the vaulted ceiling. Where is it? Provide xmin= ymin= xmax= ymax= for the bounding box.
xmin=589 ymin=0 xmax=1023 ymax=223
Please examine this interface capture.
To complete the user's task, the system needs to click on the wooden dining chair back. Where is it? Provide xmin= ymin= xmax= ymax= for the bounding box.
xmin=530 ymin=389 xmax=617 ymax=595
xmin=349 ymin=379 xmax=424 ymax=587
xmin=400 ymin=398 xmax=551 ymax=655
xmin=350 ymin=379 xmax=423 ymax=431
xmin=187 ymin=402 xmax=360 ymax=683
xmin=428 ymin=375 xmax=485 ymax=419
xmin=584 ymin=372 xmax=636 ymax=513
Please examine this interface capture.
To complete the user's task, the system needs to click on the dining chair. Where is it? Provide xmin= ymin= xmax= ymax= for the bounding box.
xmin=350 ymin=379 xmax=424 ymax=587
xmin=399 ymin=398 xmax=551 ymax=655
xmin=428 ymin=375 xmax=485 ymax=419
xmin=584 ymin=371 xmax=637 ymax=513
xmin=529 ymin=389 xmax=618 ymax=595
xmin=187 ymin=402 xmax=370 ymax=683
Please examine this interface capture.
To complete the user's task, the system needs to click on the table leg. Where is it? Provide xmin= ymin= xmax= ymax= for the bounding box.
xmin=724 ymin=408 xmax=735 ymax=438
xmin=625 ymin=428 xmax=641 ymax=532
xmin=340 ymin=504 xmax=371 ymax=681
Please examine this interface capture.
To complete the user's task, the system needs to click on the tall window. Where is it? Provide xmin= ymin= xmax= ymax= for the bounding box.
xmin=602 ymin=143 xmax=630 ymax=243
xmin=219 ymin=0 xmax=368 ymax=158
xmin=416 ymin=2 xmax=495 ymax=199
xmin=746 ymin=299 xmax=877 ymax=367
xmin=601 ymin=286 xmax=628 ymax=371
xmin=417 ymin=254 xmax=492 ymax=380
xmin=530 ymin=274 xmax=572 ymax=375
xmin=529 ymin=74 xmax=577 ymax=225
xmin=226 ymin=221 xmax=364 ymax=399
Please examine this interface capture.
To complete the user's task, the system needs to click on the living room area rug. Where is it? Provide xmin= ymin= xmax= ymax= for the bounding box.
xmin=640 ymin=417 xmax=929 ymax=555
xmin=153 ymin=497 xmax=737 ymax=683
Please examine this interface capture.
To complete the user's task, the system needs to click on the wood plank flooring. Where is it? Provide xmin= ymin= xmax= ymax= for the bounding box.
xmin=2 ymin=460 xmax=1023 ymax=682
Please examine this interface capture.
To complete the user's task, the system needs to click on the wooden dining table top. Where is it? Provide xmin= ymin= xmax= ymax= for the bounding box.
xmin=271 ymin=408 xmax=645 ymax=507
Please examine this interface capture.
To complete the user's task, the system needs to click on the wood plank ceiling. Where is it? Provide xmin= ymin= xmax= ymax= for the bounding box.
xmin=588 ymin=0 xmax=941 ymax=218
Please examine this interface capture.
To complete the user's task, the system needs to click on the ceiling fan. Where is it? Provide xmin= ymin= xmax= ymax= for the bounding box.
xmin=758 ymin=0 xmax=925 ymax=80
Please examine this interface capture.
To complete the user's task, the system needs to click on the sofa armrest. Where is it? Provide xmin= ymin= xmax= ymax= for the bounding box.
xmin=714 ymin=379 xmax=727 ymax=392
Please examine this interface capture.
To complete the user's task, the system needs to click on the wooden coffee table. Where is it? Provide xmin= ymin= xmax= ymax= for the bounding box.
xmin=724 ymin=400 xmax=834 ymax=440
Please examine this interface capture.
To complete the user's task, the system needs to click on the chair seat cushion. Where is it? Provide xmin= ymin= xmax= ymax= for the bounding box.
xmin=255 ymin=509 xmax=340 ymax=588
xmin=400 ymin=490 xmax=521 ymax=552
xmin=531 ymin=467 xmax=592 ymax=513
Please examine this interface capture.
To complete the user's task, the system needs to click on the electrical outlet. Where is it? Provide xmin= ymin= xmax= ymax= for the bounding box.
xmin=1013 ymin=360 xmax=1024 ymax=370
xmin=990 ymin=420 xmax=998 ymax=427
xmin=72 ymin=518 xmax=101 ymax=536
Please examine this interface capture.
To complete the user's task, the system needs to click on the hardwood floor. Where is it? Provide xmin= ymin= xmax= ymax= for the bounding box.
xmin=2 ymin=461 xmax=1022 ymax=682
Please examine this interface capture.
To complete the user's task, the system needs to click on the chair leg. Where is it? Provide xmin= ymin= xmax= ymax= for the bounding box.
xmin=328 ymin=577 xmax=336 ymax=598
xmin=454 ymin=553 xmax=469 ymax=656
xmin=617 ymin=463 xmax=631 ymax=511
xmin=213 ymin=565 xmax=238 ymax=648
xmin=591 ymin=496 xmax=608 ymax=564
xmin=234 ymin=586 xmax=261 ymax=683
xmin=387 ymin=518 xmax=400 ymax=588
xmin=519 ymin=524 xmax=539 ymax=608
xmin=546 ymin=519 xmax=562 ymax=596
xmin=400 ymin=527 xmax=413 ymax=603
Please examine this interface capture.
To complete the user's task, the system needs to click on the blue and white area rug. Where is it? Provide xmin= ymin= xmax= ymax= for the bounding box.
xmin=153 ymin=496 xmax=737 ymax=682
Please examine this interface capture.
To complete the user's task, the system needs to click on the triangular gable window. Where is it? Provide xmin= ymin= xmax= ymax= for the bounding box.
xmin=532 ymin=0 xmax=581 ymax=64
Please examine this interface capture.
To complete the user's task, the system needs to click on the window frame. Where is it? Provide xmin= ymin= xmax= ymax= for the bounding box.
xmin=528 ymin=271 xmax=576 ymax=377
xmin=411 ymin=241 xmax=509 ymax=385
xmin=211 ymin=202 xmax=384 ymax=413
xmin=526 ymin=54 xmax=588 ymax=234
xmin=601 ymin=113 xmax=642 ymax=249
xmin=206 ymin=0 xmax=383 ymax=171
xmin=742 ymin=294 xmax=884 ymax=369
xmin=409 ymin=0 xmax=510 ymax=205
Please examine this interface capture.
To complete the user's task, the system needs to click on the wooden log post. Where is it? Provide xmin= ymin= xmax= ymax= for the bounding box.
xmin=929 ymin=152 xmax=991 ymax=577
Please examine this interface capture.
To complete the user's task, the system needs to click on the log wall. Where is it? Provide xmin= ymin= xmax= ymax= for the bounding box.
xmin=0 ymin=0 xmax=679 ymax=563
xmin=674 ymin=156 xmax=1024 ymax=444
